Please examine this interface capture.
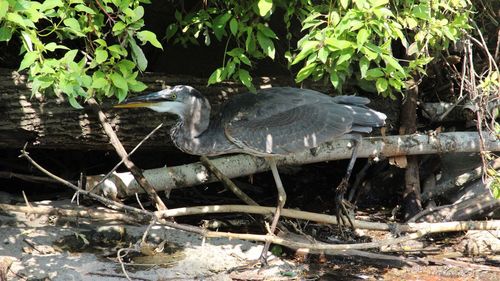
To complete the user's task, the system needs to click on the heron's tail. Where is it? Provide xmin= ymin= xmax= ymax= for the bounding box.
xmin=333 ymin=95 xmax=387 ymax=130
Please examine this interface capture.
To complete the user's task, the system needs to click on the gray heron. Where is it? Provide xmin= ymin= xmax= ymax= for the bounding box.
xmin=114 ymin=85 xmax=386 ymax=263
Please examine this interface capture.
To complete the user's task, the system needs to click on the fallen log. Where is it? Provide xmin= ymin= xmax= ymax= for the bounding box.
xmin=0 ymin=68 xmax=396 ymax=151
xmin=86 ymin=132 xmax=500 ymax=198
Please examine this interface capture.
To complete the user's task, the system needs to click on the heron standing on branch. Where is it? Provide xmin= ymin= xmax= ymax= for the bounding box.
xmin=114 ymin=85 xmax=386 ymax=263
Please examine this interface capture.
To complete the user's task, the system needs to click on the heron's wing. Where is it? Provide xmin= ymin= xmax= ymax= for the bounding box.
xmin=224 ymin=103 xmax=353 ymax=155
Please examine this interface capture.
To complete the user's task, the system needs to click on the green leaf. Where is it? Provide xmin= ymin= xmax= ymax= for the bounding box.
xmin=0 ymin=1 xmax=8 ymax=20
xmin=129 ymin=37 xmax=147 ymax=71
xmin=318 ymin=47 xmax=329 ymax=64
xmin=137 ymin=30 xmax=163 ymax=49
xmin=128 ymin=80 xmax=147 ymax=92
xmin=116 ymin=60 xmax=135 ymax=75
xmin=6 ymin=13 xmax=34 ymax=28
xmin=366 ymin=68 xmax=385 ymax=79
xmin=292 ymin=40 xmax=319 ymax=65
xmin=208 ymin=68 xmax=224 ymax=85
xmin=388 ymin=78 xmax=403 ymax=91
xmin=238 ymin=69 xmax=253 ymax=89
xmin=67 ymin=95 xmax=84 ymax=109
xmin=412 ymin=4 xmax=430 ymax=20
xmin=110 ymin=72 xmax=128 ymax=90
xmin=324 ymin=38 xmax=352 ymax=50
xmin=340 ymin=0 xmax=349 ymax=9
xmin=40 ymin=0 xmax=63 ymax=12
xmin=357 ymin=29 xmax=370 ymax=46
xmin=91 ymin=77 xmax=108 ymax=89
xmin=376 ymin=78 xmax=388 ymax=92
xmin=228 ymin=48 xmax=244 ymax=57
xmin=112 ymin=21 xmax=127 ymax=34
xmin=116 ymin=88 xmax=128 ymax=102
xmin=257 ymin=31 xmax=275 ymax=59
xmin=382 ymin=54 xmax=404 ymax=73
xmin=75 ymin=4 xmax=95 ymax=14
xmin=336 ymin=49 xmax=353 ymax=66
xmin=369 ymin=0 xmax=389 ymax=7
xmin=63 ymin=18 xmax=83 ymax=34
xmin=245 ymin=27 xmax=256 ymax=53
xmin=229 ymin=18 xmax=238 ymax=36
xmin=63 ymin=49 xmax=78 ymax=62
xmin=330 ymin=71 xmax=340 ymax=88
xmin=19 ymin=51 xmax=38 ymax=71
xmin=95 ymin=48 xmax=108 ymax=64
xmin=256 ymin=0 xmax=273 ymax=17
xmin=0 ymin=27 xmax=12 ymax=41
xmin=258 ymin=25 xmax=277 ymax=39
xmin=295 ymin=62 xmax=317 ymax=83
xmin=108 ymin=44 xmax=127 ymax=57
xmin=165 ymin=24 xmax=178 ymax=41
xmin=130 ymin=6 xmax=144 ymax=22
xmin=213 ymin=12 xmax=231 ymax=41
xmin=361 ymin=46 xmax=378 ymax=60
xmin=225 ymin=61 xmax=236 ymax=77
xmin=359 ymin=56 xmax=369 ymax=78
xmin=239 ymin=54 xmax=252 ymax=66
xmin=32 ymin=76 xmax=53 ymax=94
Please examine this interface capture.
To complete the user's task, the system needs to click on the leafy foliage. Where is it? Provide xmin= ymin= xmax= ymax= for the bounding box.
xmin=0 ymin=0 xmax=162 ymax=107
xmin=0 ymin=0 xmax=472 ymax=105
xmin=166 ymin=0 xmax=471 ymax=97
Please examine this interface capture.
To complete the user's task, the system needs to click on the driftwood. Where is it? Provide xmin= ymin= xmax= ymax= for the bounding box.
xmin=0 ymin=68 xmax=397 ymax=151
xmin=85 ymin=132 xmax=500 ymax=198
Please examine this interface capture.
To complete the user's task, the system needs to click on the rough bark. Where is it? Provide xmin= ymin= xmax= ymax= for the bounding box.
xmin=0 ymin=68 xmax=397 ymax=151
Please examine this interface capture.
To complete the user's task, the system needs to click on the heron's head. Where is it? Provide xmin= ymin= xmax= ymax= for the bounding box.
xmin=114 ymin=85 xmax=210 ymax=118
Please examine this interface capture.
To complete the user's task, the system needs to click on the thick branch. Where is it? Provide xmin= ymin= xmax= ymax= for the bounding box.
xmin=86 ymin=132 xmax=500 ymax=197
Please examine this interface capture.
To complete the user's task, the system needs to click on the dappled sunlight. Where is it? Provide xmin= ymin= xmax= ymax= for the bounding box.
xmin=303 ymin=133 xmax=318 ymax=148
xmin=265 ymin=134 xmax=273 ymax=153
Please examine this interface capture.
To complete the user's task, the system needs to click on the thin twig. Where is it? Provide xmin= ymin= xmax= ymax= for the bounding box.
xmin=117 ymin=247 xmax=134 ymax=281
xmin=88 ymin=123 xmax=163 ymax=193
xmin=19 ymin=144 xmax=150 ymax=218
xmin=0 ymin=171 xmax=68 ymax=185
xmin=86 ymin=272 xmax=152 ymax=281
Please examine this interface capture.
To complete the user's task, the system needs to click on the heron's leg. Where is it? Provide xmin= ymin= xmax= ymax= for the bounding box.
xmin=258 ymin=157 xmax=286 ymax=265
xmin=335 ymin=137 xmax=360 ymax=230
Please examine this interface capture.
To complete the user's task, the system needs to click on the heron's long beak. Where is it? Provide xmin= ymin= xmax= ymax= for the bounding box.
xmin=113 ymin=91 xmax=173 ymax=109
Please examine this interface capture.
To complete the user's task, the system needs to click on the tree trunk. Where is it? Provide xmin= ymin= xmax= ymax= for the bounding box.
xmin=0 ymin=68 xmax=397 ymax=151
xmin=399 ymin=78 xmax=423 ymax=219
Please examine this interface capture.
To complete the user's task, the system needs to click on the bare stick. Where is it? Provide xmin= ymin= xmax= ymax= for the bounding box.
xmin=88 ymin=123 xmax=163 ymax=193
xmin=87 ymin=98 xmax=167 ymax=211
xmin=156 ymin=204 xmax=500 ymax=233
xmin=200 ymin=156 xmax=259 ymax=206
xmin=19 ymin=144 xmax=150 ymax=218
xmin=86 ymin=272 xmax=151 ymax=281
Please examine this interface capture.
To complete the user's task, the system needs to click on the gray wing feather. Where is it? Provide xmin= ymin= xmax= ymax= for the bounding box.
xmin=225 ymin=103 xmax=352 ymax=155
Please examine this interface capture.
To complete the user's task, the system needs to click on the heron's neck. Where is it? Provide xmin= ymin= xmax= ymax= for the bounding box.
xmin=170 ymin=98 xmax=212 ymax=155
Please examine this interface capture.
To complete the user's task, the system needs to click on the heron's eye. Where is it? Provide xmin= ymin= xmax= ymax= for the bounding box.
xmin=171 ymin=93 xmax=177 ymax=100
